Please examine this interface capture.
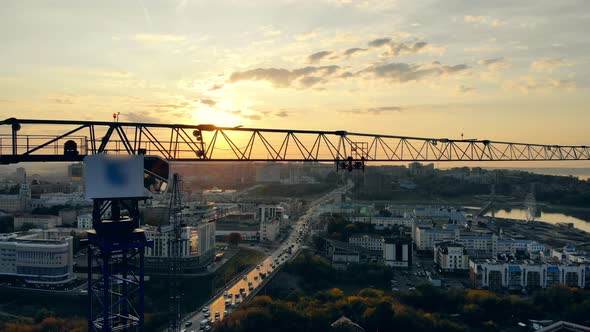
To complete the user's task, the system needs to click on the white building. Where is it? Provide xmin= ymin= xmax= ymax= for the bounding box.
xmin=260 ymin=217 xmax=280 ymax=242
xmin=414 ymin=226 xmax=459 ymax=251
xmin=551 ymin=244 xmax=588 ymax=263
xmin=144 ymin=222 xmax=216 ymax=271
xmin=434 ymin=242 xmax=469 ymax=272
xmin=0 ymin=231 xmax=75 ymax=285
xmin=348 ymin=234 xmax=385 ymax=252
xmin=14 ymin=215 xmax=62 ymax=230
xmin=383 ymin=238 xmax=412 ymax=268
xmin=77 ymin=213 xmax=92 ymax=229
xmin=256 ymin=205 xmax=284 ymax=222
xmin=347 ymin=216 xmax=414 ymax=229
xmin=469 ymin=259 xmax=589 ymax=290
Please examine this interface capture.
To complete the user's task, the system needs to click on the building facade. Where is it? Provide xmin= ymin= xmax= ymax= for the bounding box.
xmin=144 ymin=222 xmax=216 ymax=272
xmin=260 ymin=217 xmax=280 ymax=242
xmin=77 ymin=213 xmax=93 ymax=229
xmin=434 ymin=242 xmax=469 ymax=272
xmin=383 ymin=237 xmax=412 ymax=268
xmin=0 ymin=232 xmax=75 ymax=286
xmin=14 ymin=215 xmax=62 ymax=230
xmin=349 ymin=234 xmax=385 ymax=252
xmin=469 ymin=259 xmax=589 ymax=290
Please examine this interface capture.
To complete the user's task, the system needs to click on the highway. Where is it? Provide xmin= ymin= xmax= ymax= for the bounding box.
xmin=179 ymin=183 xmax=351 ymax=332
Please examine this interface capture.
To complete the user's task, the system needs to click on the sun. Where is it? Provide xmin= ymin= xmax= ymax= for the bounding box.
xmin=191 ymin=107 xmax=242 ymax=128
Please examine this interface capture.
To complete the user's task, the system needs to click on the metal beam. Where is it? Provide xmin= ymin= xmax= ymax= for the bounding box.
xmin=1 ymin=118 xmax=589 ymax=164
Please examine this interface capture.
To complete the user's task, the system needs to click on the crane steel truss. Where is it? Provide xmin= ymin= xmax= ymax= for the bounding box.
xmin=1 ymin=118 xmax=589 ymax=164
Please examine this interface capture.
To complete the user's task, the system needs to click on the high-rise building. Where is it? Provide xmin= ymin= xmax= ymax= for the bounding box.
xmin=383 ymin=237 xmax=412 ymax=268
xmin=144 ymin=222 xmax=216 ymax=272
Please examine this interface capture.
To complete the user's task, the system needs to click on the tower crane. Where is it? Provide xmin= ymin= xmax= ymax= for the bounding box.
xmin=1 ymin=117 xmax=589 ymax=332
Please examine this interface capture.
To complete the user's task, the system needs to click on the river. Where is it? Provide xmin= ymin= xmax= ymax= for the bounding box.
xmin=484 ymin=207 xmax=590 ymax=233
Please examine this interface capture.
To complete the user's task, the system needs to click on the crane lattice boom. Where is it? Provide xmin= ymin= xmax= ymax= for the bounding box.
xmin=1 ymin=118 xmax=588 ymax=165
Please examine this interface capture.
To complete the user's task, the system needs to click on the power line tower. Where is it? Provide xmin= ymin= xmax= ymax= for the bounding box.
xmin=167 ymin=173 xmax=183 ymax=332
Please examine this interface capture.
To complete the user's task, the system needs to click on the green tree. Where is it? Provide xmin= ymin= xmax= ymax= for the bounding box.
xmin=226 ymin=232 xmax=243 ymax=247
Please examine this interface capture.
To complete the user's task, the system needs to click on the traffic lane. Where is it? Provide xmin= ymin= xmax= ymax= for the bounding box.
xmin=204 ymin=256 xmax=277 ymax=323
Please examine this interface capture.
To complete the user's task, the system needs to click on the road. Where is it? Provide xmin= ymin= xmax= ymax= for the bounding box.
xmin=179 ymin=182 xmax=351 ymax=331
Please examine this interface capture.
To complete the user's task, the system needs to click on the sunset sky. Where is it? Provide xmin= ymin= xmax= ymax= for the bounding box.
xmin=0 ymin=0 xmax=589 ymax=150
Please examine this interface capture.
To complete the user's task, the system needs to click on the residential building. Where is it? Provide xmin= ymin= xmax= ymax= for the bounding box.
xmin=14 ymin=215 xmax=62 ymax=230
xmin=469 ymin=259 xmax=589 ymax=290
xmin=551 ymin=244 xmax=589 ymax=263
xmin=256 ymin=205 xmax=284 ymax=222
xmin=325 ymin=239 xmax=368 ymax=269
xmin=77 ymin=213 xmax=93 ymax=229
xmin=215 ymin=213 xmax=260 ymax=242
xmin=144 ymin=222 xmax=216 ymax=272
xmin=383 ymin=237 xmax=412 ymax=268
xmin=414 ymin=225 xmax=459 ymax=251
xmin=346 ymin=216 xmax=414 ymax=230
xmin=260 ymin=217 xmax=280 ymax=242
xmin=0 ymin=231 xmax=75 ymax=286
xmin=434 ymin=242 xmax=469 ymax=272
xmin=348 ymin=234 xmax=385 ymax=252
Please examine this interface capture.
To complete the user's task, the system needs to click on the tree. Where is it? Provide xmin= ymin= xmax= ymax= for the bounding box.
xmin=0 ymin=216 xmax=14 ymax=233
xmin=226 ymin=232 xmax=243 ymax=247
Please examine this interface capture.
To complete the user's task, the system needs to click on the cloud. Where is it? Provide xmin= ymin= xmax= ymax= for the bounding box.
xmin=146 ymin=101 xmax=191 ymax=110
xmin=209 ymin=83 xmax=224 ymax=91
xmin=229 ymin=65 xmax=341 ymax=88
xmin=49 ymin=98 xmax=75 ymax=105
xmin=223 ymin=109 xmax=262 ymax=121
xmin=457 ymin=85 xmax=475 ymax=93
xmin=464 ymin=15 xmax=505 ymax=27
xmin=275 ymin=110 xmax=290 ymax=118
xmin=479 ymin=57 xmax=510 ymax=71
xmin=530 ymin=58 xmax=575 ymax=73
xmin=368 ymin=37 xmax=391 ymax=47
xmin=464 ymin=45 xmax=500 ymax=53
xmin=381 ymin=41 xmax=428 ymax=57
xmin=125 ymin=111 xmax=161 ymax=123
xmin=367 ymin=37 xmax=441 ymax=57
xmin=295 ymin=31 xmax=319 ymax=41
xmin=359 ymin=61 xmax=469 ymax=83
xmin=504 ymin=77 xmax=576 ymax=93
xmin=199 ymin=99 xmax=216 ymax=107
xmin=344 ymin=47 xmax=367 ymax=57
xmin=133 ymin=34 xmax=186 ymax=43
xmin=307 ymin=51 xmax=332 ymax=64
xmin=341 ymin=106 xmax=404 ymax=115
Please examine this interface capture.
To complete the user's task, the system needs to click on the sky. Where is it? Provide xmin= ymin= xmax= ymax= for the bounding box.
xmin=0 ymin=0 xmax=589 ymax=156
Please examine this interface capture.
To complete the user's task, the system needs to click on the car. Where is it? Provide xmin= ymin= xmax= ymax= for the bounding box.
xmin=204 ymin=312 xmax=210 ymax=318
xmin=204 ymin=326 xmax=211 ymax=331
xmin=185 ymin=321 xmax=193 ymax=327
xmin=408 ymin=287 xmax=416 ymax=291
xmin=224 ymin=310 xmax=228 ymax=316
xmin=215 ymin=311 xmax=220 ymax=318
xmin=242 ymin=275 xmax=247 ymax=280
xmin=223 ymin=291 xmax=228 ymax=298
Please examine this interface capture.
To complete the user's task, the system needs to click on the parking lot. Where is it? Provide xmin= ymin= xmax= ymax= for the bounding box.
xmin=389 ymin=253 xmax=470 ymax=292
